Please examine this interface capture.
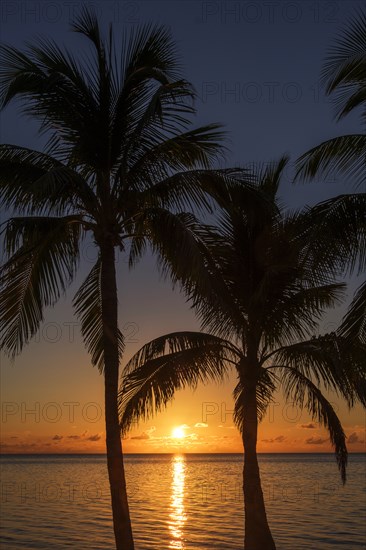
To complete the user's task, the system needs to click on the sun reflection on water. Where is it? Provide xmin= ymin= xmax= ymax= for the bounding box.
xmin=169 ymin=455 xmax=187 ymax=548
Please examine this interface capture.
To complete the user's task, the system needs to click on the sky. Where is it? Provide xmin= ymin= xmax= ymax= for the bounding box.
xmin=0 ymin=0 xmax=365 ymax=455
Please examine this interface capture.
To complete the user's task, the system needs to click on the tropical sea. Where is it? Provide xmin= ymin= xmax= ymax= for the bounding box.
xmin=0 ymin=453 xmax=365 ymax=549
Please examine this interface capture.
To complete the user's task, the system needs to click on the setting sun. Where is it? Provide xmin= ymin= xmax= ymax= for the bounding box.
xmin=171 ymin=427 xmax=185 ymax=439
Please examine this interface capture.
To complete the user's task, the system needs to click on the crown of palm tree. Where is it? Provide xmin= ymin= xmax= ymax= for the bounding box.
xmin=295 ymin=8 xmax=366 ymax=345
xmin=119 ymin=157 xmax=366 ymax=485
xmin=295 ymin=8 xmax=366 ymax=188
xmin=0 ymin=8 xmax=251 ymax=363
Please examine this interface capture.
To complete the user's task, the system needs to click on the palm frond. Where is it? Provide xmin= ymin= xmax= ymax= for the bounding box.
xmin=0 ymin=144 xmax=96 ymax=215
xmin=261 ymin=283 xmax=347 ymax=350
xmin=295 ymin=134 xmax=366 ymax=189
xmin=295 ymin=10 xmax=366 ymax=192
xmin=182 ymin=175 xmax=281 ymax=340
xmin=255 ymin=155 xmax=289 ymax=202
xmin=119 ymin=331 xmax=239 ymax=434
xmin=118 ymin=168 xmax=257 ymax=236
xmin=300 ymin=194 xmax=366 ymax=276
xmin=267 ymin=334 xmax=366 ymax=409
xmin=71 ymin=6 xmax=104 ymax=53
xmin=278 ymin=365 xmax=348 ymax=483
xmin=132 ymin=209 xmax=244 ymax=340
xmin=124 ymin=123 xmax=226 ymax=181
xmin=110 ymin=22 xmax=193 ymax=169
xmin=73 ymin=258 xmax=124 ymax=372
xmin=124 ymin=23 xmax=181 ymax=82
xmin=114 ymin=79 xmax=196 ymax=171
xmin=329 ymin=83 xmax=366 ymax=121
xmin=0 ymin=37 xmax=100 ymax=163
xmin=322 ymin=8 xmax=366 ymax=116
xmin=339 ymin=280 xmax=366 ymax=343
xmin=0 ymin=216 xmax=82 ymax=356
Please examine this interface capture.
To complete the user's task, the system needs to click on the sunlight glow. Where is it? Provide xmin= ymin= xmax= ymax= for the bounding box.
xmin=171 ymin=427 xmax=185 ymax=439
xmin=169 ymin=455 xmax=187 ymax=548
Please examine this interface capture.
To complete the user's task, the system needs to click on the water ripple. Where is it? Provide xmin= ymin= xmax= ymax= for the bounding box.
xmin=1 ymin=453 xmax=365 ymax=549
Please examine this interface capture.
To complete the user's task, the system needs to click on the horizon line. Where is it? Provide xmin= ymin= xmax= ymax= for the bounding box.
xmin=1 ymin=451 xmax=365 ymax=456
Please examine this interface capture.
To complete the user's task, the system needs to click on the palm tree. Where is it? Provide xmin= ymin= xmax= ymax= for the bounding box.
xmin=119 ymin=158 xmax=366 ymax=550
xmin=295 ymin=8 xmax=365 ymax=189
xmin=0 ymin=9 xmax=241 ymax=549
xmin=295 ymin=8 xmax=366 ymax=343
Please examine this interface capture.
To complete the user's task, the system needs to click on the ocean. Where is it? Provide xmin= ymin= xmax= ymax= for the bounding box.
xmin=0 ymin=453 xmax=365 ymax=549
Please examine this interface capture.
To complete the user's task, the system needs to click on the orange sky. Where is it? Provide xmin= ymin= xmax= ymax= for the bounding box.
xmin=1 ymin=257 xmax=365 ymax=455
xmin=1 ymin=372 xmax=365 ymax=455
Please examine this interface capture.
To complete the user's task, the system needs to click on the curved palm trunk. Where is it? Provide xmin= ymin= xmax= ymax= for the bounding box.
xmin=101 ymin=240 xmax=134 ymax=550
xmin=242 ymin=383 xmax=276 ymax=550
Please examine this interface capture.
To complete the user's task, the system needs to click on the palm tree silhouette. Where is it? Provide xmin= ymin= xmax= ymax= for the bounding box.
xmin=120 ymin=158 xmax=366 ymax=550
xmin=296 ymin=8 xmax=366 ymax=343
xmin=0 ymin=9 xmax=239 ymax=549
xmin=296 ymin=8 xmax=365 ymax=189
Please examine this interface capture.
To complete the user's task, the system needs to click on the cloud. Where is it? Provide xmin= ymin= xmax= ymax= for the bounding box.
xmin=305 ymin=436 xmax=328 ymax=445
xmin=195 ymin=423 xmax=208 ymax=428
xmin=348 ymin=432 xmax=364 ymax=444
xmin=131 ymin=432 xmax=150 ymax=440
xmin=185 ymin=433 xmax=198 ymax=441
xmin=52 ymin=435 xmax=63 ymax=441
xmin=146 ymin=426 xmax=156 ymax=435
xmin=86 ymin=434 xmax=102 ymax=442
xmin=218 ymin=425 xmax=235 ymax=429
xmin=1 ymin=442 xmax=38 ymax=450
xmin=299 ymin=422 xmax=317 ymax=429
xmin=262 ymin=435 xmax=286 ymax=443
xmin=62 ymin=432 xmax=106 ymax=442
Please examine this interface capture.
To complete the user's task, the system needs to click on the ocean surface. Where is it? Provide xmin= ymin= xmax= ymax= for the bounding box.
xmin=0 ymin=453 xmax=365 ymax=549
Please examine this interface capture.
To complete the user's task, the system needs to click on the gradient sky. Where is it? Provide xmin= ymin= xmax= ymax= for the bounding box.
xmin=1 ymin=0 xmax=365 ymax=454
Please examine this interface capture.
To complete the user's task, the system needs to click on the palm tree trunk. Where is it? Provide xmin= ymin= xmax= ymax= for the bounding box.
xmin=100 ymin=239 xmax=134 ymax=550
xmin=242 ymin=383 xmax=276 ymax=550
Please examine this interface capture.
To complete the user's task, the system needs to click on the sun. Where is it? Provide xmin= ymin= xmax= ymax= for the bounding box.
xmin=171 ymin=426 xmax=185 ymax=439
